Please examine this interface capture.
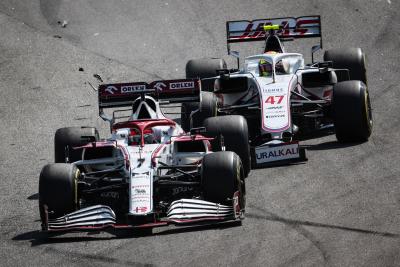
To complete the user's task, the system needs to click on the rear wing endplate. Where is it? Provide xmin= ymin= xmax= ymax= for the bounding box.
xmin=98 ymin=79 xmax=201 ymax=108
xmin=226 ymin=15 xmax=322 ymax=54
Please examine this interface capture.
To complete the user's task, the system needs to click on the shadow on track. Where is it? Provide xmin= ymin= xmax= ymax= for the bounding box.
xmin=27 ymin=193 xmax=39 ymax=200
xmin=154 ymin=220 xmax=241 ymax=236
xmin=12 ymin=229 xmax=154 ymax=266
xmin=12 ymin=230 xmax=116 ymax=246
xmin=12 ymin=221 xmax=241 ymax=246
xmin=303 ymin=140 xmax=365 ymax=151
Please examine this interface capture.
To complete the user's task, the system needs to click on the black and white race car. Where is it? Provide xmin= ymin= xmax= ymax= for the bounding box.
xmin=181 ymin=16 xmax=372 ymax=167
xmin=38 ymin=79 xmax=247 ymax=234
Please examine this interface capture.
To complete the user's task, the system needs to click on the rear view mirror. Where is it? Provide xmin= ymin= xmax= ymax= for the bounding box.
xmin=311 ymin=45 xmax=321 ymax=63
xmin=229 ymin=50 xmax=240 ymax=69
xmin=318 ymin=61 xmax=333 ymax=68
xmin=190 ymin=127 xmax=206 ymax=136
xmin=229 ymin=50 xmax=240 ymax=58
xmin=311 ymin=45 xmax=321 ymax=54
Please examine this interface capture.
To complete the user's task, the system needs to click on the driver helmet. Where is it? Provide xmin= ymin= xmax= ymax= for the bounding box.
xmin=143 ymin=129 xmax=156 ymax=144
xmin=128 ymin=128 xmax=141 ymax=145
xmin=259 ymin=59 xmax=273 ymax=77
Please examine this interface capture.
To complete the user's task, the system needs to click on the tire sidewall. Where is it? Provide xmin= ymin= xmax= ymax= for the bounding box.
xmin=39 ymin=163 xmax=79 ymax=219
xmin=333 ymin=80 xmax=372 ymax=142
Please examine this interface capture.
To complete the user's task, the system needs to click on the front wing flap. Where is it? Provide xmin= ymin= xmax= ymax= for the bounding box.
xmin=42 ymin=196 xmax=243 ymax=233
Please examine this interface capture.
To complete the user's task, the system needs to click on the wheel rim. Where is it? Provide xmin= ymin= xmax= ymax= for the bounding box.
xmin=74 ymin=168 xmax=80 ymax=210
xmin=364 ymin=89 xmax=373 ymax=131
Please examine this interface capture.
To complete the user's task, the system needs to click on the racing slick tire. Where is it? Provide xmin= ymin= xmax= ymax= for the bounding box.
xmin=332 ymin=80 xmax=373 ymax=142
xmin=39 ymin=163 xmax=79 ymax=221
xmin=186 ymin=58 xmax=226 ymax=92
xmin=203 ymin=115 xmax=251 ymax=177
xmin=181 ymin=91 xmax=218 ymax=131
xmin=201 ymin=151 xmax=245 ymax=206
xmin=323 ymin=48 xmax=367 ymax=85
xmin=54 ymin=126 xmax=99 ymax=163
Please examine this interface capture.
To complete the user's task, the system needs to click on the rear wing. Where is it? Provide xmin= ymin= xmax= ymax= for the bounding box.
xmin=226 ymin=15 xmax=322 ymax=54
xmin=98 ymin=79 xmax=201 ymax=108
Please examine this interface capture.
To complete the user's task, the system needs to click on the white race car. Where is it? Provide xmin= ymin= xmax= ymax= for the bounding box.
xmin=182 ymin=16 xmax=372 ymax=167
xmin=39 ymin=79 xmax=247 ymax=234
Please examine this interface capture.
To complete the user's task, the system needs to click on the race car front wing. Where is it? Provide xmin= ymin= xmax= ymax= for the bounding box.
xmin=44 ymin=198 xmax=240 ymax=232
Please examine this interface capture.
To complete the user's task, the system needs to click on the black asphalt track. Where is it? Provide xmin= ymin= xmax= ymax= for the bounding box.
xmin=0 ymin=1 xmax=399 ymax=266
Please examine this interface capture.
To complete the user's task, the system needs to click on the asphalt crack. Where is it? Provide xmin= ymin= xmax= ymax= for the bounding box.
xmin=247 ymin=206 xmax=399 ymax=265
xmin=247 ymin=208 xmax=399 ymax=238
xmin=248 ymin=206 xmax=331 ymax=265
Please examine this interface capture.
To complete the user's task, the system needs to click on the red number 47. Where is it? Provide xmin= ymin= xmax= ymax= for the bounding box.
xmin=265 ymin=95 xmax=284 ymax=104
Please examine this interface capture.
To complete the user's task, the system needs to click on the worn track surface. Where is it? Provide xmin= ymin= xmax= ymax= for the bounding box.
xmin=0 ymin=1 xmax=399 ymax=266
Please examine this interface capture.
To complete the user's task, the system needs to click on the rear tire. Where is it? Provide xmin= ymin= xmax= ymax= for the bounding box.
xmin=55 ymin=126 xmax=99 ymax=163
xmin=39 ymin=163 xmax=79 ymax=220
xmin=332 ymin=80 xmax=372 ymax=142
xmin=182 ymin=58 xmax=225 ymax=131
xmin=323 ymin=48 xmax=367 ymax=85
xmin=203 ymin=115 xmax=251 ymax=177
xmin=181 ymin=91 xmax=218 ymax=131
xmin=186 ymin=58 xmax=226 ymax=92
xmin=201 ymin=151 xmax=244 ymax=205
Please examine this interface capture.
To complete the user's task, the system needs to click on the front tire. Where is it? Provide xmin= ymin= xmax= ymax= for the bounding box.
xmin=201 ymin=151 xmax=244 ymax=206
xmin=204 ymin=115 xmax=251 ymax=177
xmin=39 ymin=163 xmax=79 ymax=221
xmin=332 ymin=80 xmax=372 ymax=142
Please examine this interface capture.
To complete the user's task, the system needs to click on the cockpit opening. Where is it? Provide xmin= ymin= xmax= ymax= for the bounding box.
xmin=128 ymin=128 xmax=161 ymax=146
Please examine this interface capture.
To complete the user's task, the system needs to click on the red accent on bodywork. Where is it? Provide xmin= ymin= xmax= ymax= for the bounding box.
xmin=294 ymin=19 xmax=319 ymax=35
xmin=172 ymin=135 xmax=214 ymax=142
xmin=113 ymin=119 xmax=176 ymax=132
xmin=205 ymin=140 xmax=212 ymax=152
xmin=323 ymin=89 xmax=332 ymax=100
xmin=73 ymin=141 xmax=116 ymax=149
xmin=238 ymin=23 xmax=253 ymax=39
xmin=113 ymin=119 xmax=176 ymax=146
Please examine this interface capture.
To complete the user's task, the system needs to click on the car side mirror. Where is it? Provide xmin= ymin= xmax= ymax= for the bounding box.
xmin=318 ymin=61 xmax=333 ymax=74
xmin=229 ymin=50 xmax=239 ymax=58
xmin=229 ymin=50 xmax=240 ymax=69
xmin=217 ymin=69 xmax=230 ymax=80
xmin=311 ymin=45 xmax=321 ymax=63
xmin=190 ymin=127 xmax=206 ymax=136
xmin=81 ymin=136 xmax=96 ymax=143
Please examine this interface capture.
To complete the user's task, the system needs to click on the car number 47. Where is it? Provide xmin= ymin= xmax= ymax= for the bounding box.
xmin=265 ymin=95 xmax=284 ymax=105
